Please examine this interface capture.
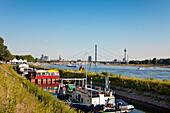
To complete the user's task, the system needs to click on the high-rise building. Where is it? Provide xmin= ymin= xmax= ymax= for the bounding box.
xmin=40 ymin=54 xmax=50 ymax=61
xmin=88 ymin=56 xmax=92 ymax=62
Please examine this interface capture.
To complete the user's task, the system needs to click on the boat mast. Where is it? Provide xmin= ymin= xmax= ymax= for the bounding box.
xmin=84 ymin=52 xmax=88 ymax=89
xmin=85 ymin=60 xmax=87 ymax=88
xmin=91 ymin=77 xmax=92 ymax=99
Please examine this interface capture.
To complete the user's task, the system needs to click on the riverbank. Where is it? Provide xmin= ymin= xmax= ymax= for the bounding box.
xmin=93 ymin=82 xmax=170 ymax=110
xmin=115 ymin=88 xmax=170 ymax=110
xmin=100 ymin=63 xmax=170 ymax=68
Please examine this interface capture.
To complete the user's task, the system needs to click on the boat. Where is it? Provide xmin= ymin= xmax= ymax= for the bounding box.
xmin=71 ymin=74 xmax=134 ymax=112
xmin=115 ymin=99 xmax=134 ymax=110
xmin=67 ymin=64 xmax=79 ymax=67
xmin=57 ymin=84 xmax=76 ymax=100
xmin=72 ymin=86 xmax=115 ymax=112
xmin=27 ymin=69 xmax=60 ymax=88
xmin=17 ymin=64 xmax=33 ymax=75
xmin=138 ymin=67 xmax=144 ymax=70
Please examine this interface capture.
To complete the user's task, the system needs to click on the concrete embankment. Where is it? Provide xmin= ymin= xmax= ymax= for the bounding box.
xmin=115 ymin=89 xmax=170 ymax=110
xmin=94 ymin=82 xmax=170 ymax=110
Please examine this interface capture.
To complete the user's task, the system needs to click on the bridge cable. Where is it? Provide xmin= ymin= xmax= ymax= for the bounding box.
xmin=65 ymin=46 xmax=94 ymax=60
xmin=98 ymin=46 xmax=122 ymax=59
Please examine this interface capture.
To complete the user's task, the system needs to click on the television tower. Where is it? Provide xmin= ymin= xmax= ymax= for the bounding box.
xmin=124 ymin=48 xmax=127 ymax=62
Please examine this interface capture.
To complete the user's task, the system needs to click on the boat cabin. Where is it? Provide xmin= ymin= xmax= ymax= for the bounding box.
xmin=73 ymin=87 xmax=115 ymax=107
xmin=27 ymin=70 xmax=60 ymax=87
xmin=17 ymin=64 xmax=33 ymax=75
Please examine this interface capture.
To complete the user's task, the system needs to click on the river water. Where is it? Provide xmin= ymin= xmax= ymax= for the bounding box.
xmin=42 ymin=64 xmax=170 ymax=113
xmin=43 ymin=64 xmax=170 ymax=80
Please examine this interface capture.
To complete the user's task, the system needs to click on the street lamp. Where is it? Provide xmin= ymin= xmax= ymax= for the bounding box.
xmin=85 ymin=61 xmax=87 ymax=88
xmin=91 ymin=77 xmax=92 ymax=100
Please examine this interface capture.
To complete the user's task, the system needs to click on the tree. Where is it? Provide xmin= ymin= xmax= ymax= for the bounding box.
xmin=145 ymin=59 xmax=150 ymax=64
xmin=101 ymin=71 xmax=109 ymax=77
xmin=165 ymin=58 xmax=170 ymax=65
xmin=0 ymin=37 xmax=13 ymax=61
xmin=13 ymin=55 xmax=35 ymax=62
xmin=129 ymin=60 xmax=135 ymax=64
xmin=151 ymin=58 xmax=157 ymax=65
xmin=35 ymin=58 xmax=38 ymax=62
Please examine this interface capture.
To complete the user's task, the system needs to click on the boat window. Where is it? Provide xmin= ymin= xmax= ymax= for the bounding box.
xmin=108 ymin=98 xmax=114 ymax=105
xmin=51 ymin=72 xmax=55 ymax=75
xmin=42 ymin=73 xmax=46 ymax=76
xmin=37 ymin=73 xmax=40 ymax=76
xmin=46 ymin=73 xmax=49 ymax=76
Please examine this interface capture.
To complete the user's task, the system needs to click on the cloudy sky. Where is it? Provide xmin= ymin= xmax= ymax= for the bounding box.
xmin=0 ymin=0 xmax=170 ymax=61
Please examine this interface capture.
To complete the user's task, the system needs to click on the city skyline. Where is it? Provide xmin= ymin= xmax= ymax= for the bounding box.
xmin=0 ymin=0 xmax=170 ymax=60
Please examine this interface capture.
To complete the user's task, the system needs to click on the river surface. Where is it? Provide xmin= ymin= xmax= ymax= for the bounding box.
xmin=43 ymin=64 xmax=170 ymax=80
xmin=43 ymin=64 xmax=169 ymax=113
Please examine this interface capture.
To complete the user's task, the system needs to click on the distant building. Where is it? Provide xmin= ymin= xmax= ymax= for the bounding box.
xmin=59 ymin=55 xmax=62 ymax=61
xmin=77 ymin=59 xmax=81 ymax=62
xmin=40 ymin=54 xmax=50 ymax=61
xmin=113 ymin=59 xmax=118 ymax=62
xmin=88 ymin=56 xmax=92 ymax=62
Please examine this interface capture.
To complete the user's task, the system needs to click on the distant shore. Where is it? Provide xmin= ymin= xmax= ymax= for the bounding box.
xmin=101 ymin=64 xmax=170 ymax=68
xmin=39 ymin=62 xmax=170 ymax=68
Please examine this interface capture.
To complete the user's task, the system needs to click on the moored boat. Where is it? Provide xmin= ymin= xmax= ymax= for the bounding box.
xmin=27 ymin=69 xmax=60 ymax=88
xmin=72 ymin=86 xmax=115 ymax=112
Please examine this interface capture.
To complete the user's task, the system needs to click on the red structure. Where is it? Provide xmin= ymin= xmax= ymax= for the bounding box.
xmin=27 ymin=70 xmax=60 ymax=88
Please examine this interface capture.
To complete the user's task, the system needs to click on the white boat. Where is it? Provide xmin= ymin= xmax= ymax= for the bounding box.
xmin=67 ymin=64 xmax=79 ymax=67
xmin=115 ymin=99 xmax=134 ymax=110
xmin=17 ymin=64 xmax=33 ymax=76
xmin=138 ymin=67 xmax=144 ymax=70
xmin=72 ymin=86 xmax=134 ymax=112
xmin=72 ymin=86 xmax=115 ymax=111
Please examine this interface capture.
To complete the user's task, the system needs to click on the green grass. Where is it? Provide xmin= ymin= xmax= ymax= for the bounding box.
xmin=0 ymin=64 xmax=77 ymax=113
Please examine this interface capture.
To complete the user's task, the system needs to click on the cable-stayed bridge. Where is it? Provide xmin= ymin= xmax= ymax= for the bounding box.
xmin=49 ymin=44 xmax=128 ymax=64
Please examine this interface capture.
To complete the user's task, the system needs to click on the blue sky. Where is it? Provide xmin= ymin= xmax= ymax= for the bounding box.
xmin=0 ymin=0 xmax=170 ymax=61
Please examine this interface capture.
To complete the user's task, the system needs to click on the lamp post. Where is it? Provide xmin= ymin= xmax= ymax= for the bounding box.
xmin=85 ymin=61 xmax=87 ymax=88
xmin=91 ymin=77 xmax=92 ymax=101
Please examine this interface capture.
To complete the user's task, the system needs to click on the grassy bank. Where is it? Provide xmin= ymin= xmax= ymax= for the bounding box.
xmin=0 ymin=64 xmax=76 ymax=113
